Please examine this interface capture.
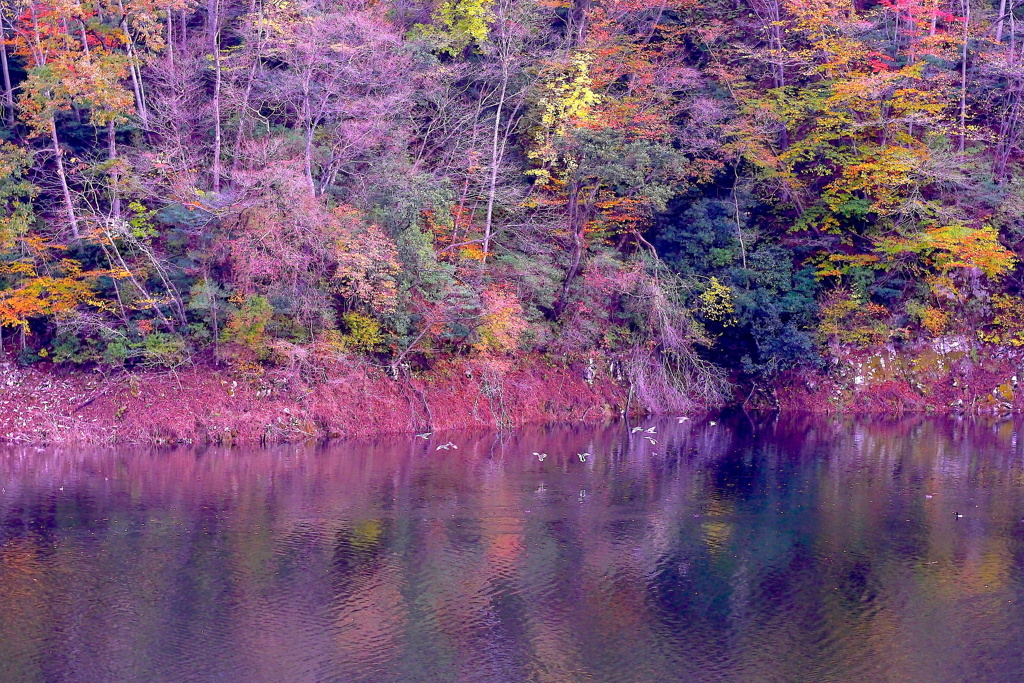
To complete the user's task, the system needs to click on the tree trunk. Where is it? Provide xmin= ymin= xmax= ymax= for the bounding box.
xmin=50 ymin=118 xmax=79 ymax=238
xmin=555 ymin=181 xmax=598 ymax=316
xmin=771 ymin=2 xmax=785 ymax=88
xmin=211 ymin=0 xmax=223 ymax=193
xmin=997 ymin=0 xmax=1008 ymax=43
xmin=108 ymin=119 xmax=121 ymax=222
xmin=482 ymin=70 xmax=508 ymax=262
xmin=166 ymin=6 xmax=174 ymax=71
xmin=116 ymin=0 xmax=149 ymax=129
xmin=126 ymin=40 xmax=149 ymax=128
xmin=230 ymin=20 xmax=265 ymax=182
xmin=304 ymin=123 xmax=315 ymax=195
xmin=0 ymin=28 xmax=14 ymax=127
xmin=1011 ymin=6 xmax=1016 ymax=64
xmin=958 ymin=0 xmax=970 ymax=155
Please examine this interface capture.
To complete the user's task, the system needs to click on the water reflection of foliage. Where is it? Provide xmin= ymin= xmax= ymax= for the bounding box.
xmin=1 ymin=416 xmax=1023 ymax=679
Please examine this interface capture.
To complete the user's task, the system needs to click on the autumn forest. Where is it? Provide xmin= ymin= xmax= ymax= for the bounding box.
xmin=2 ymin=0 xmax=1024 ymax=411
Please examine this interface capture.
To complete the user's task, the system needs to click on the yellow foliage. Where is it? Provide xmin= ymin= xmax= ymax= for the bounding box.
xmin=411 ymin=0 xmax=495 ymax=56
xmin=819 ymin=288 xmax=892 ymax=346
xmin=526 ymin=52 xmax=602 ymax=180
xmin=920 ymin=225 xmax=1016 ymax=280
xmin=475 ymin=287 xmax=528 ymax=354
xmin=918 ymin=305 xmax=949 ymax=335
xmin=340 ymin=312 xmax=383 ymax=353
xmin=874 ymin=225 xmax=1017 ymax=304
xmin=331 ymin=209 xmax=401 ymax=314
xmin=459 ymin=243 xmax=487 ymax=262
xmin=698 ymin=277 xmax=736 ymax=325
xmin=222 ymin=294 xmax=273 ymax=354
xmin=979 ymin=295 xmax=1024 ymax=347
xmin=0 ymin=259 xmax=113 ymax=332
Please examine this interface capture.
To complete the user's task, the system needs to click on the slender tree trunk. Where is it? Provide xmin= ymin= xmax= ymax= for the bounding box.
xmin=1011 ymin=7 xmax=1016 ymax=63
xmin=930 ymin=0 xmax=939 ymax=36
xmin=50 ymin=118 xmax=79 ymax=238
xmin=116 ymin=0 xmax=149 ymax=128
xmin=556 ymin=180 xmax=599 ymax=316
xmin=96 ymin=240 xmax=131 ymax=325
xmin=732 ymin=164 xmax=747 ymax=270
xmin=206 ymin=275 xmax=220 ymax=360
xmin=105 ymin=232 xmax=175 ymax=331
xmin=771 ymin=0 xmax=785 ymax=88
xmin=230 ymin=26 xmax=265 ymax=181
xmin=301 ymin=70 xmax=317 ymax=195
xmin=994 ymin=92 xmax=1021 ymax=180
xmin=304 ymin=123 xmax=315 ymax=195
xmin=997 ymin=0 xmax=1008 ymax=43
xmin=166 ymin=6 xmax=174 ymax=71
xmin=126 ymin=40 xmax=149 ymax=128
xmin=211 ymin=0 xmax=223 ymax=193
xmin=482 ymin=69 xmax=508 ymax=262
xmin=958 ymin=0 xmax=970 ymax=154
xmin=569 ymin=0 xmax=592 ymax=47
xmin=108 ymin=119 xmax=121 ymax=222
xmin=0 ymin=28 xmax=15 ymax=127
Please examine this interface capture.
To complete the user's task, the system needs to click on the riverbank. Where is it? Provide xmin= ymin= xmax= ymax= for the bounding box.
xmin=4 ymin=336 xmax=1023 ymax=445
xmin=0 ymin=354 xmax=628 ymax=445
xmin=777 ymin=337 xmax=1024 ymax=414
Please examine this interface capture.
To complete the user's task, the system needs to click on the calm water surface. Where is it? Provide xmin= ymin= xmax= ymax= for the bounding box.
xmin=2 ymin=415 xmax=1024 ymax=682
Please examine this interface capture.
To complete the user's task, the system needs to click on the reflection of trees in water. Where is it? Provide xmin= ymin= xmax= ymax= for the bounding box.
xmin=0 ymin=416 xmax=1024 ymax=679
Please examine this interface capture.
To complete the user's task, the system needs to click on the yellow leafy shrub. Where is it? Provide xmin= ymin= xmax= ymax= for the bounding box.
xmin=222 ymin=295 xmax=273 ymax=355
xmin=698 ymin=277 xmax=736 ymax=325
xmin=979 ymin=294 xmax=1024 ymax=347
xmin=919 ymin=306 xmax=949 ymax=335
xmin=340 ymin=312 xmax=383 ymax=353
xmin=475 ymin=287 xmax=528 ymax=354
xmin=819 ymin=289 xmax=892 ymax=346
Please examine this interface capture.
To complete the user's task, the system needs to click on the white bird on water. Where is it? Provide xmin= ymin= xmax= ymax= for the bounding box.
xmin=631 ymin=426 xmax=643 ymax=433
xmin=416 ymin=432 xmax=432 ymax=439
xmin=578 ymin=452 xmax=591 ymax=462
xmin=534 ymin=452 xmax=547 ymax=462
xmin=677 ymin=416 xmax=690 ymax=423
xmin=436 ymin=442 xmax=458 ymax=451
xmin=645 ymin=426 xmax=657 ymax=434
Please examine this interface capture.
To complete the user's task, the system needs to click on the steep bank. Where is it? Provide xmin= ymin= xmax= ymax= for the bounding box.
xmin=0 ymin=355 xmax=628 ymax=445
xmin=5 ymin=337 xmax=1023 ymax=446
xmin=777 ymin=338 xmax=1024 ymax=414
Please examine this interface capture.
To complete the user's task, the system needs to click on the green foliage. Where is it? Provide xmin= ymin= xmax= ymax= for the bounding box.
xmin=126 ymin=201 xmax=159 ymax=240
xmin=222 ymin=295 xmax=274 ymax=355
xmin=652 ymin=197 xmax=820 ymax=380
xmin=979 ymin=295 xmax=1024 ymax=347
xmin=2 ymin=0 xmax=1024 ymax=409
xmin=340 ymin=312 xmax=384 ymax=353
xmin=139 ymin=332 xmax=189 ymax=368
xmin=0 ymin=143 xmax=38 ymax=249
xmin=410 ymin=0 xmax=495 ymax=57
xmin=819 ymin=289 xmax=894 ymax=347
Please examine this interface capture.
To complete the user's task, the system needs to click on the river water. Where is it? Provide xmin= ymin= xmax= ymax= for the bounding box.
xmin=1 ymin=415 xmax=1024 ymax=682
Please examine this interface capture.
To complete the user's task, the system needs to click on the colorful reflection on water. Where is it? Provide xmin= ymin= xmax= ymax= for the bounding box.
xmin=2 ymin=415 xmax=1024 ymax=682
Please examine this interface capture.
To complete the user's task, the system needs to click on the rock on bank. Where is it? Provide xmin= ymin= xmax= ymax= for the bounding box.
xmin=777 ymin=337 xmax=1024 ymax=414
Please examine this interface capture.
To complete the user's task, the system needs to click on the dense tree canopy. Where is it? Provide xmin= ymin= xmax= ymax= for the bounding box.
xmin=1 ymin=0 xmax=1023 ymax=407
